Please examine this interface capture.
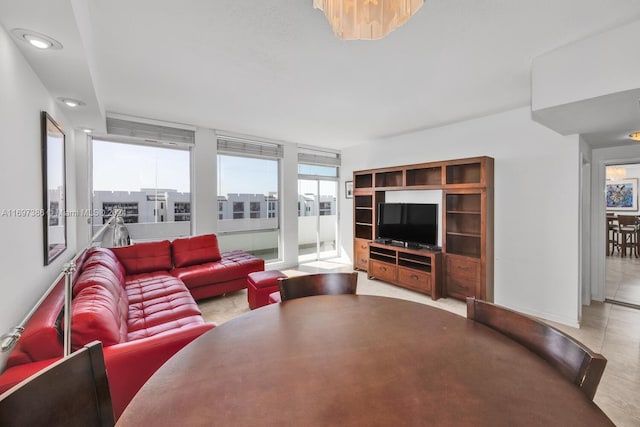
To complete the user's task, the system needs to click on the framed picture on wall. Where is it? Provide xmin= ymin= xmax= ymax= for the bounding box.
xmin=41 ymin=111 xmax=67 ymax=265
xmin=606 ymin=179 xmax=638 ymax=211
xmin=345 ymin=181 xmax=353 ymax=199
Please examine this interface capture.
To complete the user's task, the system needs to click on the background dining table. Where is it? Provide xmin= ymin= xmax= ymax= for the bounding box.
xmin=116 ymin=295 xmax=614 ymax=426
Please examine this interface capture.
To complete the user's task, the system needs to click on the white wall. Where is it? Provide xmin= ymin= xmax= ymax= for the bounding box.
xmin=193 ymin=128 xmax=217 ymax=236
xmin=532 ymin=19 xmax=640 ymax=111
xmin=341 ymin=107 xmax=581 ymax=326
xmin=0 ymin=25 xmax=78 ymax=335
xmin=579 ymin=138 xmax=593 ymax=308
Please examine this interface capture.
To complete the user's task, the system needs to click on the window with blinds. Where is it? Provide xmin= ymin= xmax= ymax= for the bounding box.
xmin=217 ymin=136 xmax=283 ymax=159
xmin=298 ymin=146 xmax=340 ymax=178
xmin=106 ymin=117 xmax=195 ymax=145
xmin=91 ymin=138 xmax=192 ymax=241
xmin=216 ymin=134 xmax=282 ymax=261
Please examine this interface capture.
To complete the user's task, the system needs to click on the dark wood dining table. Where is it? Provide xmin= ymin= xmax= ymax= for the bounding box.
xmin=116 ymin=295 xmax=614 ymax=426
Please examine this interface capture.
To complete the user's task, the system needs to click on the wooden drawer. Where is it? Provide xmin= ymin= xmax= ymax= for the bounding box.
xmin=398 ymin=267 xmax=431 ymax=294
xmin=446 ymin=275 xmax=475 ymax=300
xmin=446 ymin=256 xmax=480 ymax=281
xmin=445 ymin=256 xmax=480 ymax=300
xmin=369 ymin=260 xmax=397 ymax=282
xmin=354 ymin=240 xmax=370 ymax=271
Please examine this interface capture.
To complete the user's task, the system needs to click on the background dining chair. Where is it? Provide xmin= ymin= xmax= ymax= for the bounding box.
xmin=616 ymin=215 xmax=638 ymax=257
xmin=606 ymin=215 xmax=619 ymax=255
xmin=466 ymin=297 xmax=607 ymax=401
xmin=0 ymin=341 xmax=115 ymax=427
xmin=278 ymin=272 xmax=358 ymax=301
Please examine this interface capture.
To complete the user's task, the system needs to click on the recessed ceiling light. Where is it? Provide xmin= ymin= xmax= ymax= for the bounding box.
xmin=11 ymin=28 xmax=63 ymax=50
xmin=57 ymin=97 xmax=86 ymax=108
xmin=25 ymin=35 xmax=50 ymax=49
xmin=82 ymin=128 xmax=93 ymax=134
xmin=629 ymin=132 xmax=640 ymax=142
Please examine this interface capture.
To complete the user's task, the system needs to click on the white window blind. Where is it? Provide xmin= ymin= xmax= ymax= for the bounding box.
xmin=106 ymin=117 xmax=195 ymax=145
xmin=298 ymin=147 xmax=340 ymax=166
xmin=217 ymin=136 xmax=283 ymax=159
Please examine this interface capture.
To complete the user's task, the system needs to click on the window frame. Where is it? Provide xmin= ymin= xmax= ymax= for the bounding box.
xmin=216 ymin=134 xmax=283 ymax=262
xmin=90 ymin=135 xmax=194 ymax=236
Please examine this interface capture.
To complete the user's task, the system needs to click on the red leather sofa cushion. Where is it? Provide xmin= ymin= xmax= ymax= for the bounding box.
xmin=71 ymin=252 xmax=130 ymax=350
xmin=71 ymin=284 xmax=129 ymax=349
xmin=172 ymin=234 xmax=222 ymax=268
xmin=172 ymin=250 xmax=264 ymax=289
xmin=112 ymin=240 xmax=172 ymax=275
xmin=125 ymin=272 xmax=202 ymax=337
xmin=81 ymin=246 xmax=126 ymax=281
xmin=73 ymin=262 xmax=125 ymax=297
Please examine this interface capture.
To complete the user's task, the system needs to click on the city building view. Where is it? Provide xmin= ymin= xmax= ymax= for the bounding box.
xmin=91 ymin=188 xmax=337 ymax=261
xmin=90 ymin=139 xmax=340 ymax=262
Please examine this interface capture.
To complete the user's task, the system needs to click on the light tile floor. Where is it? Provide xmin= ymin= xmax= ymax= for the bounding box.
xmin=198 ymin=260 xmax=640 ymax=426
xmin=606 ymin=255 xmax=640 ymax=307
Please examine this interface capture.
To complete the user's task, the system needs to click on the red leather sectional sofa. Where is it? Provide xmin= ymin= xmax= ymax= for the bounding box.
xmin=0 ymin=234 xmax=264 ymax=419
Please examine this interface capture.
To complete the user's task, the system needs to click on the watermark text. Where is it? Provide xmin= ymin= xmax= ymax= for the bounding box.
xmin=0 ymin=208 xmax=107 ymax=218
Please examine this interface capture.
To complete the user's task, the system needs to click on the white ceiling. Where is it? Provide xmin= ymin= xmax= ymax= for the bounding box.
xmin=2 ymin=0 xmax=640 ymax=149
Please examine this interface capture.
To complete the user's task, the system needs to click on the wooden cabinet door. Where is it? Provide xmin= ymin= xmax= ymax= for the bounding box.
xmin=445 ymin=255 xmax=480 ymax=300
xmin=354 ymin=239 xmax=370 ymax=271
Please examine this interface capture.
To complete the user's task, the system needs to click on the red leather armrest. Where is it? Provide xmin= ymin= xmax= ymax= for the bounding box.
xmin=0 ymin=358 xmax=59 ymax=395
xmin=103 ymin=322 xmax=215 ymax=419
xmin=1 ymin=323 xmax=215 ymax=420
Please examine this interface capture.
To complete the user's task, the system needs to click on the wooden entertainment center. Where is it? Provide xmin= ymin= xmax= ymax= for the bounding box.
xmin=353 ymin=156 xmax=494 ymax=302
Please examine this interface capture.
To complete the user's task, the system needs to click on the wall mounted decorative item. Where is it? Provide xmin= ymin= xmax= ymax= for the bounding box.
xmin=41 ymin=111 xmax=67 ymax=264
xmin=606 ymin=179 xmax=638 ymax=211
xmin=345 ymin=181 xmax=353 ymax=199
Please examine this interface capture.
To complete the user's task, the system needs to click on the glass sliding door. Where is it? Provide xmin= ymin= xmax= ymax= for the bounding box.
xmin=297 ymin=148 xmax=341 ymax=263
xmin=216 ymin=135 xmax=283 ymax=262
xmin=318 ymin=180 xmax=338 ymax=258
xmin=297 ymin=178 xmax=338 ymax=263
xmin=217 ymin=154 xmax=280 ymax=262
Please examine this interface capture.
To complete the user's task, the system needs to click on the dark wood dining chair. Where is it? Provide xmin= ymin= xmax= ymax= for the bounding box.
xmin=0 ymin=341 xmax=115 ymax=426
xmin=466 ymin=297 xmax=607 ymax=401
xmin=606 ymin=215 xmax=619 ymax=255
xmin=278 ymin=272 xmax=358 ymax=301
xmin=617 ymin=215 xmax=638 ymax=257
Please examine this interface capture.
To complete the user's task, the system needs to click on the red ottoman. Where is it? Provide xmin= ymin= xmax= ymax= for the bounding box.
xmin=247 ymin=270 xmax=287 ymax=309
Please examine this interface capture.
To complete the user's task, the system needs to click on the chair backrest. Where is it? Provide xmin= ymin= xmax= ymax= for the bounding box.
xmin=617 ymin=215 xmax=637 ymax=227
xmin=278 ymin=272 xmax=358 ymax=301
xmin=466 ymin=297 xmax=606 ymax=400
xmin=0 ymin=341 xmax=114 ymax=426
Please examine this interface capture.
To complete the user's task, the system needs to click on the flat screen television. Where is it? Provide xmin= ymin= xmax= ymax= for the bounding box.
xmin=377 ymin=203 xmax=438 ymax=247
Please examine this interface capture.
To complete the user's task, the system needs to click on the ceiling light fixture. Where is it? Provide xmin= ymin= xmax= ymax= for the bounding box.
xmin=629 ymin=132 xmax=640 ymax=141
xmin=57 ymin=97 xmax=86 ymax=108
xmin=11 ymin=28 xmax=63 ymax=50
xmin=606 ymin=166 xmax=627 ymax=181
xmin=313 ymin=0 xmax=424 ymax=40
xmin=82 ymin=128 xmax=93 ymax=134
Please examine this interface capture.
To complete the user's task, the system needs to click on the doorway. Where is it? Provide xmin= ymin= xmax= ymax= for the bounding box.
xmin=604 ymin=163 xmax=640 ymax=308
xmin=297 ymin=179 xmax=339 ymax=263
